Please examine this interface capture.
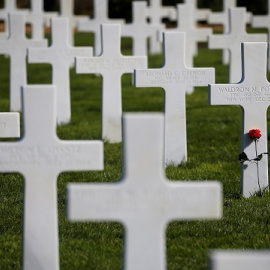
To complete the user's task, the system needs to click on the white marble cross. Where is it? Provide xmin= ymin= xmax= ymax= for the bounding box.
xmin=134 ymin=32 xmax=214 ymax=165
xmin=26 ymin=0 xmax=58 ymax=40
xmin=209 ymin=42 xmax=270 ymax=197
xmin=28 ymin=18 xmax=93 ymax=125
xmin=121 ymin=1 xmax=164 ymax=56
xmin=208 ymin=0 xmax=252 ymax=65
xmin=76 ymin=24 xmax=147 ymax=143
xmin=208 ymin=8 xmax=267 ymax=83
xmin=184 ymin=0 xmax=211 ymax=22
xmin=0 ymin=85 xmax=103 ymax=270
xmin=210 ymin=250 xmax=270 ymax=270
xmin=0 ymin=112 xmax=20 ymax=138
xmin=165 ymin=4 xmax=212 ymax=67
xmin=0 ymin=0 xmax=27 ymax=38
xmin=67 ymin=113 xmax=222 ymax=270
xmin=60 ymin=0 xmax=88 ymax=45
xmin=147 ymin=0 xmax=176 ymax=24
xmin=0 ymin=13 xmax=47 ymax=111
xmin=252 ymin=0 xmax=270 ymax=71
xmin=77 ymin=0 xmax=124 ymax=56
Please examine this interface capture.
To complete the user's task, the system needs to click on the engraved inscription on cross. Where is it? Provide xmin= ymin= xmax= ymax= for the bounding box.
xmin=209 ymin=42 xmax=269 ymax=197
xmin=165 ymin=4 xmax=212 ymax=67
xmin=208 ymin=0 xmax=252 ymax=65
xmin=76 ymin=24 xmax=147 ymax=143
xmin=67 ymin=113 xmax=222 ymax=270
xmin=0 ymin=13 xmax=47 ymax=111
xmin=0 ymin=85 xmax=103 ymax=270
xmin=60 ymin=0 xmax=88 ymax=45
xmin=208 ymin=8 xmax=267 ymax=84
xmin=134 ymin=32 xmax=214 ymax=165
xmin=121 ymin=1 xmax=164 ymax=56
xmin=28 ymin=18 xmax=93 ymax=125
xmin=252 ymin=0 xmax=270 ymax=71
xmin=78 ymin=0 xmax=124 ymax=56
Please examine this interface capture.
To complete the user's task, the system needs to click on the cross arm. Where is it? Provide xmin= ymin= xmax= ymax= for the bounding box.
xmin=208 ymin=34 xmax=231 ymax=50
xmin=208 ymin=12 xmax=226 ymax=25
xmin=28 ymin=47 xmax=54 ymax=64
xmin=252 ymin=15 xmax=270 ymax=29
xmin=0 ymin=113 xmax=20 ymax=138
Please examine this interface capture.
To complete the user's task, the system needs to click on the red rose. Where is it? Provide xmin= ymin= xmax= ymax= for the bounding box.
xmin=249 ymin=129 xmax=262 ymax=140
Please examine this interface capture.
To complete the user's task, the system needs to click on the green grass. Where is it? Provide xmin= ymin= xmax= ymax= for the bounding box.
xmin=0 ymin=30 xmax=270 ymax=269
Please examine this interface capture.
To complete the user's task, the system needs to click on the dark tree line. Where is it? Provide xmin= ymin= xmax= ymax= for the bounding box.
xmin=0 ymin=0 xmax=268 ymax=21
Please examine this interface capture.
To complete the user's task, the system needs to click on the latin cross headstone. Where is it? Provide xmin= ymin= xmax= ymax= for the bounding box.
xmin=0 ymin=112 xmax=20 ymax=138
xmin=184 ymin=0 xmax=211 ymax=22
xmin=77 ymin=0 xmax=125 ymax=56
xmin=0 ymin=0 xmax=28 ymax=38
xmin=76 ymin=24 xmax=147 ymax=143
xmin=0 ymin=85 xmax=103 ymax=270
xmin=164 ymin=4 xmax=212 ymax=67
xmin=0 ymin=13 xmax=47 ymax=112
xmin=252 ymin=0 xmax=270 ymax=71
xmin=208 ymin=8 xmax=267 ymax=83
xmin=28 ymin=18 xmax=93 ymax=125
xmin=121 ymin=1 xmax=164 ymax=56
xmin=209 ymin=42 xmax=270 ymax=197
xmin=208 ymin=0 xmax=252 ymax=65
xmin=134 ymin=32 xmax=214 ymax=165
xmin=60 ymin=0 xmax=88 ymax=45
xmin=67 ymin=113 xmax=222 ymax=270
xmin=26 ymin=0 xmax=58 ymax=40
xmin=210 ymin=250 xmax=270 ymax=270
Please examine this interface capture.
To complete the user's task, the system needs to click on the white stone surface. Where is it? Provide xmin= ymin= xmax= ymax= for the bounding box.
xmin=77 ymin=0 xmax=124 ymax=56
xmin=67 ymin=113 xmax=222 ymax=270
xmin=252 ymin=0 xmax=270 ymax=71
xmin=147 ymin=0 xmax=176 ymax=23
xmin=26 ymin=0 xmax=58 ymax=40
xmin=208 ymin=0 xmax=252 ymax=65
xmin=0 ymin=113 xmax=20 ymax=138
xmin=209 ymin=42 xmax=270 ymax=197
xmin=28 ymin=18 xmax=93 ymax=125
xmin=0 ymin=13 xmax=47 ymax=112
xmin=0 ymin=85 xmax=103 ymax=270
xmin=0 ymin=0 xmax=27 ymax=38
xmin=76 ymin=24 xmax=147 ymax=143
xmin=184 ymin=0 xmax=211 ymax=22
xmin=134 ymin=32 xmax=214 ymax=165
xmin=121 ymin=1 xmax=164 ymax=56
xmin=210 ymin=250 xmax=270 ymax=270
xmin=165 ymin=4 xmax=212 ymax=67
xmin=208 ymin=8 xmax=267 ymax=83
xmin=60 ymin=0 xmax=88 ymax=45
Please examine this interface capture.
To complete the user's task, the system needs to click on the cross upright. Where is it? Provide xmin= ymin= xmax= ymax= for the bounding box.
xmin=77 ymin=0 xmax=125 ymax=56
xmin=0 ymin=13 xmax=47 ymax=112
xmin=60 ymin=0 xmax=88 ymax=45
xmin=0 ymin=112 xmax=20 ymax=138
xmin=28 ymin=18 xmax=93 ymax=125
xmin=208 ymin=0 xmax=252 ymax=65
xmin=0 ymin=0 xmax=27 ymax=38
xmin=209 ymin=42 xmax=270 ymax=197
xmin=210 ymin=250 xmax=270 ymax=270
xmin=208 ymin=8 xmax=267 ymax=83
xmin=76 ymin=24 xmax=147 ymax=143
xmin=134 ymin=32 xmax=214 ymax=165
xmin=26 ymin=0 xmax=57 ymax=40
xmin=184 ymin=0 xmax=211 ymax=22
xmin=252 ymin=0 xmax=270 ymax=71
xmin=67 ymin=113 xmax=222 ymax=270
xmin=0 ymin=85 xmax=103 ymax=270
xmin=165 ymin=4 xmax=212 ymax=67
xmin=121 ymin=1 xmax=164 ymax=56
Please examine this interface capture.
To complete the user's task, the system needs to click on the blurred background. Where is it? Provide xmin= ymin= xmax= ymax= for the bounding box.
xmin=0 ymin=0 xmax=267 ymax=23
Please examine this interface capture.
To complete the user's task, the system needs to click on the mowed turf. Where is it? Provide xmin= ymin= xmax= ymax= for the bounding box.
xmin=0 ymin=30 xmax=270 ymax=269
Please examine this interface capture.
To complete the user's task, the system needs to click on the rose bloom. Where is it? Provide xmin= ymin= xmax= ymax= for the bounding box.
xmin=249 ymin=129 xmax=262 ymax=140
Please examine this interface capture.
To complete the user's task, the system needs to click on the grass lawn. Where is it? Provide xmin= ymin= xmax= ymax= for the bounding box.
xmin=0 ymin=30 xmax=270 ymax=269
